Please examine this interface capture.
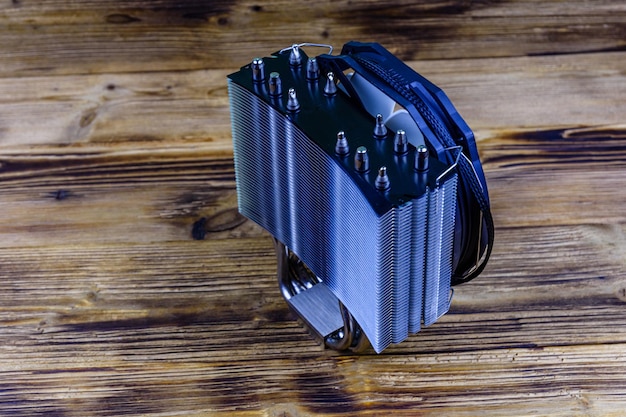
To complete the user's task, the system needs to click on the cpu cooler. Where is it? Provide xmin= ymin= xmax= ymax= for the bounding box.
xmin=227 ymin=42 xmax=494 ymax=353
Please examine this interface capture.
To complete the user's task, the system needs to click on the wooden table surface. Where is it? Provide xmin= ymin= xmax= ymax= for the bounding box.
xmin=1 ymin=1 xmax=625 ymax=416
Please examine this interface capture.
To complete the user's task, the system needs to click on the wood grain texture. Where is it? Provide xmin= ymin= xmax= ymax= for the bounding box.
xmin=0 ymin=0 xmax=624 ymax=76
xmin=1 ymin=0 xmax=626 ymax=416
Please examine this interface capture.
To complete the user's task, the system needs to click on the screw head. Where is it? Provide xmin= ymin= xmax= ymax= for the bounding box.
xmin=306 ymin=57 xmax=320 ymax=81
xmin=269 ymin=72 xmax=282 ymax=96
xmin=354 ymin=146 xmax=369 ymax=172
xmin=415 ymin=145 xmax=429 ymax=171
xmin=375 ymin=166 xmax=390 ymax=191
xmin=394 ymin=129 xmax=408 ymax=155
xmin=289 ymin=45 xmax=302 ymax=67
xmin=335 ymin=131 xmax=350 ymax=156
xmin=373 ymin=114 xmax=388 ymax=138
xmin=324 ymin=72 xmax=337 ymax=96
xmin=286 ymin=88 xmax=300 ymax=112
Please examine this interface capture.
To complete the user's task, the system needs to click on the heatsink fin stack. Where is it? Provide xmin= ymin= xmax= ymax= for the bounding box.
xmin=227 ymin=42 xmax=492 ymax=353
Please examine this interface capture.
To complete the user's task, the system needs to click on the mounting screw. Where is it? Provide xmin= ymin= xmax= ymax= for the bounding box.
xmin=394 ymin=129 xmax=408 ymax=155
xmin=251 ymin=58 xmax=265 ymax=82
xmin=415 ymin=145 xmax=429 ymax=171
xmin=289 ymin=44 xmax=302 ymax=67
xmin=269 ymin=72 xmax=282 ymax=96
xmin=306 ymin=57 xmax=320 ymax=81
xmin=373 ymin=114 xmax=388 ymax=139
xmin=375 ymin=166 xmax=390 ymax=191
xmin=354 ymin=146 xmax=369 ymax=172
xmin=286 ymin=88 xmax=300 ymax=112
xmin=335 ymin=131 xmax=350 ymax=156
xmin=324 ymin=72 xmax=337 ymax=96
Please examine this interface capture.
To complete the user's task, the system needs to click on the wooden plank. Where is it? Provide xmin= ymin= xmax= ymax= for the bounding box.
xmin=0 ymin=69 xmax=233 ymax=148
xmin=2 ymin=224 xmax=624 ymax=350
xmin=0 ymin=125 xmax=624 ymax=247
xmin=1 ymin=224 xmax=625 ymax=415
xmin=0 ymin=52 xmax=623 ymax=148
xmin=0 ymin=0 xmax=623 ymax=76
xmin=4 ymin=344 xmax=625 ymax=416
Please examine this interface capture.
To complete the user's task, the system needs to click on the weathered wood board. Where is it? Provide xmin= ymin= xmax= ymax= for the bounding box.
xmin=0 ymin=0 xmax=625 ymax=415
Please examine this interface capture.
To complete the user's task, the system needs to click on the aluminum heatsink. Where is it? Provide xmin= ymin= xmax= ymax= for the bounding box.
xmin=227 ymin=42 xmax=493 ymax=353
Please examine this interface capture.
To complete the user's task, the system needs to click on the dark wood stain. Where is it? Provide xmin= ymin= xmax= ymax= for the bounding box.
xmin=191 ymin=217 xmax=207 ymax=240
xmin=331 ymin=0 xmax=508 ymax=60
xmin=52 ymin=189 xmax=71 ymax=200
xmin=0 ymin=0 xmax=623 ymax=77
xmin=528 ymin=44 xmax=626 ymax=56
xmin=203 ymin=208 xmax=247 ymax=233
xmin=106 ymin=14 xmax=141 ymax=24
xmin=191 ymin=208 xmax=247 ymax=240
xmin=482 ymin=126 xmax=626 ymax=168
xmin=0 ymin=154 xmax=236 ymax=186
